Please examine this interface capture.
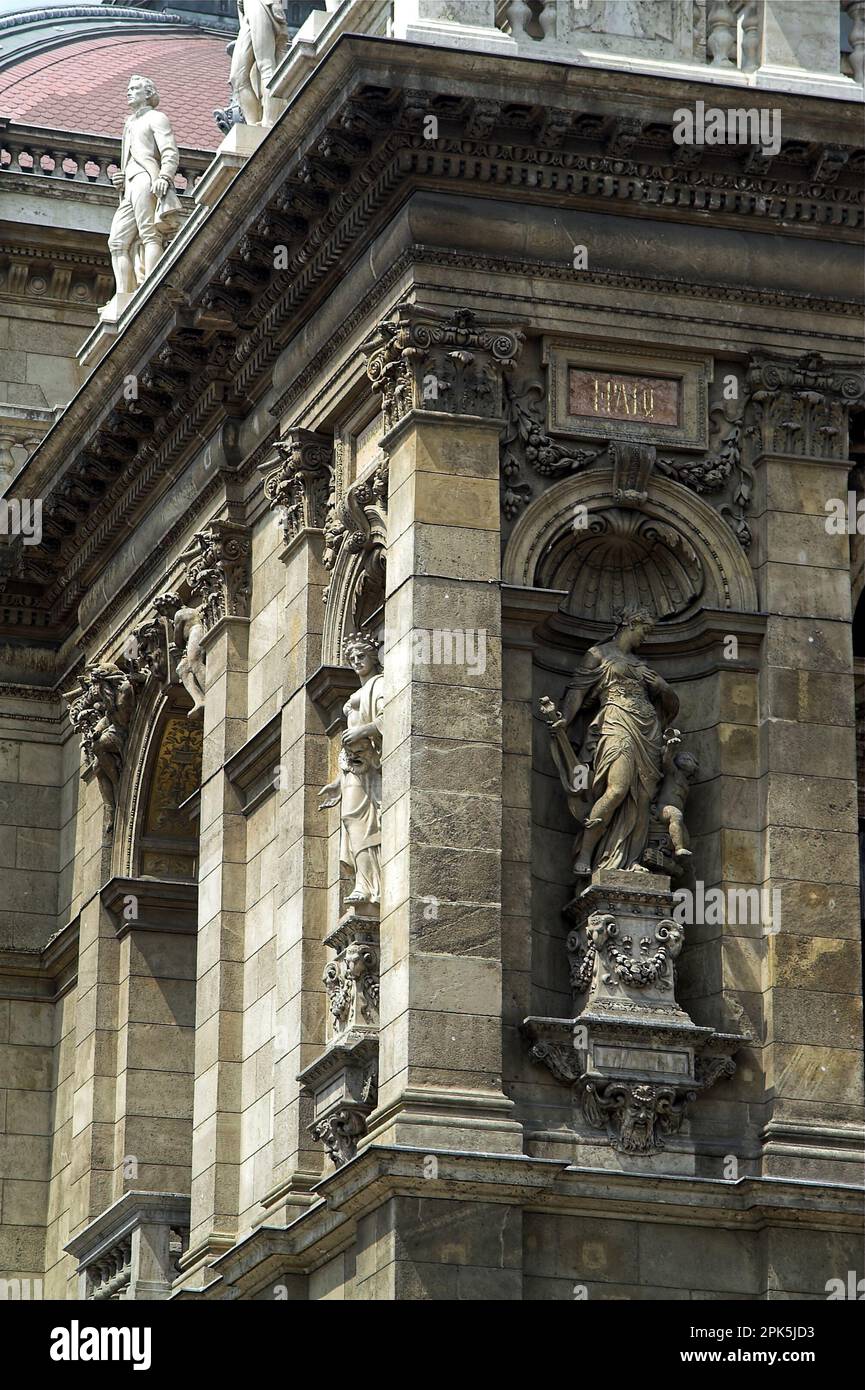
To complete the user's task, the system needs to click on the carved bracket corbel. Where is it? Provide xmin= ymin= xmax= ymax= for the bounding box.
xmin=258 ymin=429 xmax=333 ymax=546
xmin=64 ymin=662 xmax=143 ymax=836
xmin=179 ymin=520 xmax=251 ymax=632
xmin=524 ymin=872 xmax=746 ymax=1157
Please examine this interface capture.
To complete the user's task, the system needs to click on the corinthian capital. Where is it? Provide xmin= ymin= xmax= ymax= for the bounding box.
xmin=745 ymin=352 xmax=864 ymax=462
xmin=259 ymin=429 xmax=333 ymax=545
xmin=362 ymin=304 xmax=524 ymax=434
xmin=180 ymin=520 xmax=251 ymax=630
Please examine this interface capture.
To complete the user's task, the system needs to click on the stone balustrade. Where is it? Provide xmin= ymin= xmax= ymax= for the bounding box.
xmin=0 ymin=407 xmax=57 ymax=491
xmin=277 ymin=0 xmax=864 ymax=93
xmin=0 ymin=121 xmax=211 ymax=194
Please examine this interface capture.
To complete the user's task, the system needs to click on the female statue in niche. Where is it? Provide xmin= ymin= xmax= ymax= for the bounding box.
xmin=540 ymin=605 xmax=679 ymax=876
xmin=319 ymin=632 xmax=384 ymax=906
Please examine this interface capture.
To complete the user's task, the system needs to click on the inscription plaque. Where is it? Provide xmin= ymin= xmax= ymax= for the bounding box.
xmin=543 ymin=339 xmax=712 ymax=450
xmin=569 ymin=370 xmax=680 ymax=426
xmin=592 ymin=1044 xmax=691 ymax=1076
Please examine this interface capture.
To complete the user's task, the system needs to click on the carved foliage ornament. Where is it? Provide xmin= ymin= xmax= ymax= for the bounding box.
xmin=745 ymin=352 xmax=865 ymax=462
xmin=259 ymin=429 xmax=333 ymax=545
xmin=64 ymin=663 xmax=142 ymax=835
xmin=323 ymin=459 xmax=388 ymax=573
xmin=179 ymin=520 xmax=251 ymax=630
xmin=363 ymin=305 xmax=524 ymax=434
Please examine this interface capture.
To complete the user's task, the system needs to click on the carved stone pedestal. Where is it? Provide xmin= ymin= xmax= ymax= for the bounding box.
xmin=299 ymin=906 xmax=380 ymax=1168
xmin=298 ymin=1033 xmax=378 ymax=1169
xmin=524 ymin=870 xmax=744 ymax=1156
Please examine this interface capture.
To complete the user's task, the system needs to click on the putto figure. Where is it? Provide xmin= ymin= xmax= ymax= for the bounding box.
xmin=230 ymin=0 xmax=288 ymax=128
xmin=540 ymin=605 xmax=679 ymax=876
xmin=108 ymin=75 xmax=182 ymax=296
xmin=155 ymin=593 xmax=207 ymax=719
xmin=654 ymin=730 xmax=698 ymax=859
xmin=319 ymin=632 xmax=384 ymax=906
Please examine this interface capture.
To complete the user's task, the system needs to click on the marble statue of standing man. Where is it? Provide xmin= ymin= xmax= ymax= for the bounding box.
xmin=108 ymin=75 xmax=182 ymax=297
xmin=230 ymin=0 xmax=288 ymax=127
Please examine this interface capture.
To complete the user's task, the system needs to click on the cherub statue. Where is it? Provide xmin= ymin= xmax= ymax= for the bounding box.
xmin=653 ymin=729 xmax=698 ymax=859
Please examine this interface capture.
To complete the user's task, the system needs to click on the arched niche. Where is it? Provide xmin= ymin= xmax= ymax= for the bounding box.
xmin=115 ymin=686 xmax=202 ymax=881
xmin=322 ymin=500 xmax=387 ymax=666
xmin=503 ymin=467 xmax=757 ymax=621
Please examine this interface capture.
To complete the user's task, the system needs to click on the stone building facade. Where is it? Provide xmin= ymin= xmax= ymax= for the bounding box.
xmin=0 ymin=0 xmax=863 ymax=1301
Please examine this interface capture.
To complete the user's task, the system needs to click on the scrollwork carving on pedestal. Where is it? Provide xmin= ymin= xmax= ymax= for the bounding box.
xmin=323 ymin=931 xmax=380 ymax=1035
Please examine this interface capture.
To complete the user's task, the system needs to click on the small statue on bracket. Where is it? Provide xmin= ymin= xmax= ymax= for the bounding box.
xmin=319 ymin=632 xmax=384 ymax=907
xmin=154 ymin=592 xmax=207 ymax=719
xmin=654 ymin=729 xmax=698 ymax=859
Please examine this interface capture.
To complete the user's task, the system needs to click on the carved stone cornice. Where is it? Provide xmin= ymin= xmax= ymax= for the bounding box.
xmin=181 ymin=521 xmax=251 ymax=631
xmin=258 ymin=428 xmax=333 ymax=545
xmin=4 ymin=40 xmax=862 ymax=638
xmin=363 ymin=304 xmax=524 ymax=434
xmin=744 ymin=351 xmax=865 ymax=461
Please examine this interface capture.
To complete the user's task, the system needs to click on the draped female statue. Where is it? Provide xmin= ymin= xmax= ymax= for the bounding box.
xmin=319 ymin=633 xmax=384 ymax=906
xmin=540 ymin=605 xmax=679 ymax=876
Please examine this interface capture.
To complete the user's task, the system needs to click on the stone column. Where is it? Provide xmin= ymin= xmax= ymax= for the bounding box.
xmin=360 ymin=305 xmax=525 ymax=1154
xmin=258 ymin=431 xmax=332 ymax=1221
xmin=175 ymin=521 xmax=252 ymax=1277
xmin=746 ymin=353 xmax=864 ymax=1181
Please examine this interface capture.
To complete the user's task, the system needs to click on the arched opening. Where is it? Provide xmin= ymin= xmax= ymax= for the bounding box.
xmin=135 ymin=703 xmax=203 ymax=880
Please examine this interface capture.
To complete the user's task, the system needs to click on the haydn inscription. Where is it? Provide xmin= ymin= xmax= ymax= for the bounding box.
xmin=569 ymin=369 xmax=680 ymax=426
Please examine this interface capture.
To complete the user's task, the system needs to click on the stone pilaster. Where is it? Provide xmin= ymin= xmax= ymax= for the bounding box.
xmin=177 ymin=521 xmax=252 ymax=1277
xmin=360 ymin=305 xmax=525 ymax=1153
xmin=259 ymin=435 xmax=333 ymax=1219
xmin=745 ymin=352 xmax=865 ymax=1180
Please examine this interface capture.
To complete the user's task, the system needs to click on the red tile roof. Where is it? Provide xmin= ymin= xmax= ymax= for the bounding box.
xmin=0 ymin=34 xmax=230 ymax=149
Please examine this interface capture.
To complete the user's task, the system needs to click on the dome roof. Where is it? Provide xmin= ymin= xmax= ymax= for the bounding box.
xmin=0 ymin=7 xmax=234 ymax=149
